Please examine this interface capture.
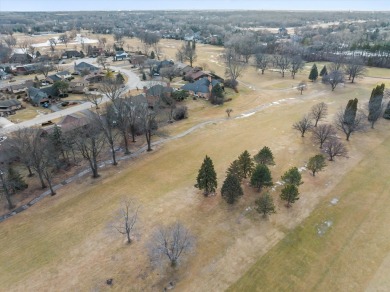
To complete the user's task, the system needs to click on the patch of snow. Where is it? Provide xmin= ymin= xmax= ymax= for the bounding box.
xmin=275 ymin=181 xmax=284 ymax=186
xmin=330 ymin=198 xmax=339 ymax=205
xmin=317 ymin=220 xmax=333 ymax=236
xmin=298 ymin=166 xmax=307 ymax=172
xmin=235 ymin=112 xmax=255 ymax=119
xmin=32 ymin=34 xmax=98 ymax=48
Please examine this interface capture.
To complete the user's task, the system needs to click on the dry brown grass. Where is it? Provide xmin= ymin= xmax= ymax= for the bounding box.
xmin=1 ymin=35 xmax=390 ymax=291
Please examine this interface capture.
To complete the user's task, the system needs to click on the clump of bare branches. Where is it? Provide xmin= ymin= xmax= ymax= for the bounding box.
xmin=148 ymin=221 xmax=195 ymax=268
xmin=112 ymin=199 xmax=140 ymax=244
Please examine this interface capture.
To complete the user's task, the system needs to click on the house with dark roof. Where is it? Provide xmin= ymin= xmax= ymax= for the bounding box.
xmin=0 ymin=99 xmax=22 ymax=117
xmin=62 ymin=50 xmax=84 ymax=59
xmin=174 ymin=62 xmax=192 ymax=76
xmin=74 ymin=62 xmax=100 ymax=74
xmin=144 ymin=84 xmax=174 ymax=107
xmin=184 ymin=67 xmax=210 ymax=81
xmin=46 ymin=71 xmax=71 ymax=83
xmin=10 ymin=53 xmax=33 ymax=64
xmin=28 ymin=87 xmax=49 ymax=106
xmin=181 ymin=76 xmax=220 ymax=99
xmin=15 ymin=64 xmax=37 ymax=75
xmin=7 ymin=80 xmax=34 ymax=94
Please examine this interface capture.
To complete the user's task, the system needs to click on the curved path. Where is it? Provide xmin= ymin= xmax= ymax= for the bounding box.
xmin=0 ymin=88 xmax=326 ymax=222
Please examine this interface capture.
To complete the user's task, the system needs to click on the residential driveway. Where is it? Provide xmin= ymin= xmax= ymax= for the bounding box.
xmin=0 ymin=58 xmax=142 ymax=135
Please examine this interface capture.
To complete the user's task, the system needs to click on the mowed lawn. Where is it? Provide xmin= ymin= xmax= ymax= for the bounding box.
xmin=229 ymin=134 xmax=390 ymax=291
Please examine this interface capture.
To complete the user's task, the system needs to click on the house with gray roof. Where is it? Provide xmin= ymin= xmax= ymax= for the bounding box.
xmin=0 ymin=99 xmax=22 ymax=117
xmin=181 ymin=77 xmax=220 ymax=99
xmin=28 ymin=87 xmax=49 ymax=106
xmin=74 ymin=62 xmax=100 ymax=74
xmin=46 ymin=71 xmax=71 ymax=83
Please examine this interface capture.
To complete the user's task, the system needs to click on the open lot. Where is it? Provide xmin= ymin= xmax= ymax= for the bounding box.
xmin=1 ymin=38 xmax=390 ymax=291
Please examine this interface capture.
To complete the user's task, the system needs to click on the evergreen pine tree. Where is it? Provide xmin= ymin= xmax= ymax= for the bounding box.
xmin=281 ymin=167 xmax=303 ymax=186
xmin=226 ymin=159 xmax=244 ymax=182
xmin=221 ymin=174 xmax=243 ymax=204
xmin=307 ymin=154 xmax=326 ymax=176
xmin=280 ymin=184 xmax=299 ymax=207
xmin=116 ymin=72 xmax=125 ymax=84
xmin=344 ymin=98 xmax=358 ymax=125
xmin=319 ymin=65 xmax=327 ymax=76
xmin=195 ymin=155 xmax=217 ymax=196
xmin=368 ymin=83 xmax=385 ymax=128
xmin=238 ymin=150 xmax=254 ymax=178
xmin=7 ymin=166 xmax=28 ymax=193
xmin=142 ymin=72 xmax=147 ymax=81
xmin=250 ymin=164 xmax=273 ymax=192
xmin=309 ymin=64 xmax=318 ymax=82
xmin=255 ymin=192 xmax=276 ymax=218
xmin=150 ymin=51 xmax=155 ymax=59
xmin=254 ymin=146 xmax=275 ymax=165
xmin=383 ymin=101 xmax=390 ymax=120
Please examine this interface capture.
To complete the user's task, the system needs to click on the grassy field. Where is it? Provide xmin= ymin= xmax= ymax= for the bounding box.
xmin=1 ymin=37 xmax=390 ymax=291
xmin=229 ymin=133 xmax=390 ymax=292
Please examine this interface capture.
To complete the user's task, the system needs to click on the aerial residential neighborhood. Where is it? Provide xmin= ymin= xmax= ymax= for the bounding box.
xmin=0 ymin=1 xmax=390 ymax=291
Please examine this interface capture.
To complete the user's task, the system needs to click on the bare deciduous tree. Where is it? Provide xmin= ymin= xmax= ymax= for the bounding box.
xmin=255 ymin=53 xmax=269 ymax=75
xmin=113 ymin=199 xmax=140 ymax=244
xmin=58 ymin=34 xmax=69 ymax=47
xmin=18 ymin=39 xmax=31 ymax=54
xmin=322 ymin=70 xmax=344 ymax=91
xmin=334 ymin=109 xmax=366 ymax=141
xmin=36 ymin=62 xmax=52 ymax=78
xmin=290 ymin=55 xmax=304 ymax=79
xmin=273 ymin=54 xmax=291 ymax=77
xmin=85 ymin=92 xmax=103 ymax=109
xmin=74 ymin=122 xmax=106 ymax=178
xmin=310 ymin=102 xmax=328 ymax=127
xmin=322 ymin=138 xmax=348 ymax=161
xmin=138 ymin=103 xmax=157 ymax=152
xmin=8 ymin=129 xmax=34 ymax=177
xmin=99 ymin=78 xmax=126 ymax=101
xmin=293 ymin=115 xmax=313 ymax=137
xmin=224 ymin=47 xmax=247 ymax=87
xmin=297 ymin=81 xmax=307 ymax=95
xmin=4 ymin=35 xmax=16 ymax=48
xmin=148 ymin=221 xmax=195 ymax=268
xmin=0 ymin=167 xmax=15 ymax=209
xmin=311 ymin=124 xmax=337 ymax=148
xmin=94 ymin=104 xmax=120 ymax=165
xmin=96 ymin=56 xmax=108 ymax=70
xmin=345 ymin=57 xmax=366 ymax=83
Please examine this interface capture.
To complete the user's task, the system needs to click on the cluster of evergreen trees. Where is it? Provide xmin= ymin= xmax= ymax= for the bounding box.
xmin=308 ymin=64 xmax=327 ymax=82
xmin=195 ymin=146 xmax=308 ymax=219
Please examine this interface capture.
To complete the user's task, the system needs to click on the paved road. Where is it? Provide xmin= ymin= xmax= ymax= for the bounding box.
xmin=0 ymin=58 xmax=143 ymax=135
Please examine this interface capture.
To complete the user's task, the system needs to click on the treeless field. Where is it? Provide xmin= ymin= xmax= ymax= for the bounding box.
xmin=1 ymin=37 xmax=390 ymax=291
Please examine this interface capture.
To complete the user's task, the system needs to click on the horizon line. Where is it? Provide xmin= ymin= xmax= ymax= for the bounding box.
xmin=1 ymin=9 xmax=390 ymax=12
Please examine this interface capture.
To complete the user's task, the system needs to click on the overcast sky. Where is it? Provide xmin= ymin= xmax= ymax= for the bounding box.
xmin=1 ymin=0 xmax=389 ymax=12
